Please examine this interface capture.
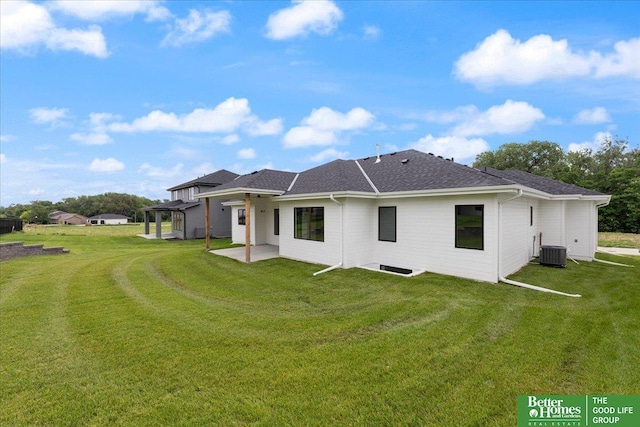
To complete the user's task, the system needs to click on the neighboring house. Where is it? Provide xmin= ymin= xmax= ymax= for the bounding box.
xmin=87 ymin=214 xmax=129 ymax=225
xmin=49 ymin=211 xmax=88 ymax=225
xmin=196 ymin=149 xmax=610 ymax=283
xmin=142 ymin=169 xmax=239 ymax=239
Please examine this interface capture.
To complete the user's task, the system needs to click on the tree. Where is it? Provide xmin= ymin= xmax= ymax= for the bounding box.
xmin=473 ymin=140 xmax=565 ymax=178
xmin=473 ymin=137 xmax=639 ymax=233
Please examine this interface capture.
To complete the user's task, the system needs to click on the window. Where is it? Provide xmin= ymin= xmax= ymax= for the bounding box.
xmin=378 ymin=206 xmax=396 ymax=242
xmin=274 ymin=209 xmax=279 ymax=235
xmin=455 ymin=205 xmax=483 ymax=250
xmin=294 ymin=207 xmax=324 ymax=241
xmin=238 ymin=209 xmax=246 ymax=225
xmin=530 ymin=206 xmax=534 ymax=226
xmin=173 ymin=212 xmax=183 ymax=231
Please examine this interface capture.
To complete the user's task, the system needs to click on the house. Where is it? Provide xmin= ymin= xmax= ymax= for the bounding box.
xmin=195 ymin=149 xmax=610 ymax=283
xmin=49 ymin=211 xmax=88 ymax=225
xmin=142 ymin=169 xmax=239 ymax=239
xmin=87 ymin=214 xmax=129 ymax=225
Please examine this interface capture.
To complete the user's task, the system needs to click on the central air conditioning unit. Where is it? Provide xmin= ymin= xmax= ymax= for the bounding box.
xmin=539 ymin=245 xmax=567 ymax=267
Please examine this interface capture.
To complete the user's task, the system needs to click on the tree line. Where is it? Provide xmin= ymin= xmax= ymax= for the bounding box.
xmin=0 ymin=193 xmax=169 ymax=224
xmin=473 ymin=137 xmax=639 ymax=233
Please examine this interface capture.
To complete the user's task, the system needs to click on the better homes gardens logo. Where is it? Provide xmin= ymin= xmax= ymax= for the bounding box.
xmin=520 ymin=395 xmax=583 ymax=426
xmin=518 ymin=395 xmax=640 ymax=427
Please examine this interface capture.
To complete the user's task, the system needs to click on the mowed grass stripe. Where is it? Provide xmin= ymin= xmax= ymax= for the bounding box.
xmin=1 ymin=228 xmax=639 ymax=425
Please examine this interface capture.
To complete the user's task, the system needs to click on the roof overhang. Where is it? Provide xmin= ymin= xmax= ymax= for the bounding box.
xmin=518 ymin=186 xmax=611 ymax=202
xmin=195 ymin=188 xmax=285 ymax=199
xmin=276 ymin=185 xmax=524 ymax=201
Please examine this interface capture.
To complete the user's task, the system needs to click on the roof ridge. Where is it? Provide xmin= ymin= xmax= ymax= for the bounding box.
xmin=354 ymin=160 xmax=379 ymax=193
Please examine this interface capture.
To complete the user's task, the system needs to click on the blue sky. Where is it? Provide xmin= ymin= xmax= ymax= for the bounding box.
xmin=1 ymin=0 xmax=638 ymax=206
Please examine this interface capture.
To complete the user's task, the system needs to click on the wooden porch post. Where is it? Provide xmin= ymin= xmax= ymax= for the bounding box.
xmin=205 ymin=197 xmax=210 ymax=251
xmin=245 ymin=193 xmax=251 ymax=262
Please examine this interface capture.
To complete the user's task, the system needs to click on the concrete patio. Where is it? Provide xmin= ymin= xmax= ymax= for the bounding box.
xmin=210 ymin=245 xmax=279 ymax=263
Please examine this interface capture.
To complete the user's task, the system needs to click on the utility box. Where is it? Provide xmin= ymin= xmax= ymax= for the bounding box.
xmin=539 ymin=245 xmax=567 ymax=267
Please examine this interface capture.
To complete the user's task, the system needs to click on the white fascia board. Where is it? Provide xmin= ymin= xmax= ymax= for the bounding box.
xmin=275 ymin=191 xmax=376 ymax=202
xmin=275 ymin=185 xmax=522 ymax=201
xmin=195 ymin=188 xmax=284 ymax=199
xmin=520 ymin=187 xmax=610 ymax=201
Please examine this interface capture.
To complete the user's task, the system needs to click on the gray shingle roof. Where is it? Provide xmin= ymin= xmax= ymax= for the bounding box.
xmin=285 ymin=149 xmax=511 ymax=195
xmin=167 ymin=169 xmax=239 ymax=191
xmin=285 ymin=159 xmax=375 ymax=195
xmin=358 ymin=150 xmax=511 ymax=192
xmin=143 ymin=200 xmax=201 ymax=211
xmin=210 ymin=169 xmax=298 ymax=193
xmin=480 ymin=167 xmax=605 ymax=196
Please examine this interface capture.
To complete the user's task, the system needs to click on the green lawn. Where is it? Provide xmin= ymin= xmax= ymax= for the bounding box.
xmin=1 ymin=227 xmax=639 ymax=426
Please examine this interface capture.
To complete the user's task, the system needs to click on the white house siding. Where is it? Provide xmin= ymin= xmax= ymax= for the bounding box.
xmin=367 ymin=195 xmax=498 ymax=283
xmin=500 ymin=196 xmax=537 ymax=278
xmin=341 ymin=198 xmax=375 ymax=268
xmin=278 ymin=200 xmax=342 ymax=267
xmin=564 ymin=200 xmax=595 ymax=260
xmin=538 ymin=201 xmax=566 ymax=247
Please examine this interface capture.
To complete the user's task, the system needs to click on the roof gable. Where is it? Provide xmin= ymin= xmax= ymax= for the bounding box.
xmin=168 ymin=169 xmax=239 ymax=191
xmin=358 ymin=150 xmax=511 ymax=192
xmin=210 ymin=169 xmax=298 ymax=194
xmin=285 ymin=159 xmax=375 ymax=195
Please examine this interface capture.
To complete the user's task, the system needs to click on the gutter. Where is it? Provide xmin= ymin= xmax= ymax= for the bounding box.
xmin=313 ymin=194 xmax=343 ymax=276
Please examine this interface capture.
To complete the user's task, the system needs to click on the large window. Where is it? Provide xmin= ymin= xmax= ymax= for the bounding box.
xmin=238 ymin=209 xmax=246 ymax=225
xmin=294 ymin=207 xmax=324 ymax=241
xmin=455 ymin=205 xmax=484 ymax=250
xmin=378 ymin=206 xmax=396 ymax=242
xmin=274 ymin=209 xmax=279 ymax=236
xmin=173 ymin=212 xmax=183 ymax=231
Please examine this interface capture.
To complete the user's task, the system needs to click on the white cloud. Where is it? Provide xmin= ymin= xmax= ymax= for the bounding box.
xmin=0 ymin=153 xmax=6 ymax=164
xmin=573 ymin=107 xmax=611 ymax=125
xmin=70 ymin=132 xmax=113 ymax=145
xmin=454 ymin=30 xmax=640 ymax=86
xmin=108 ymin=97 xmax=280 ymax=137
xmin=363 ymin=25 xmax=381 ymax=40
xmin=265 ymin=0 xmax=343 ymax=40
xmin=138 ymin=162 xmax=184 ymax=178
xmin=245 ymin=118 xmax=284 ymax=136
xmin=283 ymin=106 xmax=375 ymax=148
xmin=568 ymin=131 xmax=612 ymax=153
xmin=162 ymin=9 xmax=231 ymax=47
xmin=221 ymin=134 xmax=240 ymax=145
xmin=88 ymin=157 xmax=124 ymax=172
xmin=309 ymin=148 xmax=348 ymax=162
xmin=49 ymin=0 xmax=171 ymax=22
xmin=1 ymin=1 xmax=108 ymax=58
xmin=0 ymin=134 xmax=14 ymax=142
xmin=89 ymin=112 xmax=120 ymax=132
xmin=47 ymin=25 xmax=108 ymax=58
xmin=29 ymin=107 xmax=69 ymax=127
xmin=594 ymin=37 xmax=640 ymax=78
xmin=303 ymin=107 xmax=374 ymax=131
xmin=284 ymin=127 xmax=337 ymax=148
xmin=237 ymin=148 xmax=256 ymax=159
xmin=409 ymin=135 xmax=490 ymax=163
xmin=450 ymin=100 xmax=545 ymax=137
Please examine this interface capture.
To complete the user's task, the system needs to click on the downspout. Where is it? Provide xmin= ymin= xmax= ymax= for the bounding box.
xmin=313 ymin=194 xmax=343 ymax=276
xmin=498 ymin=189 xmax=581 ymax=297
